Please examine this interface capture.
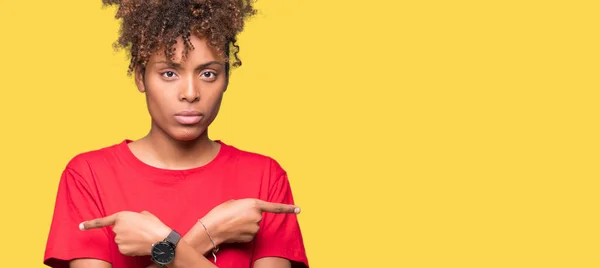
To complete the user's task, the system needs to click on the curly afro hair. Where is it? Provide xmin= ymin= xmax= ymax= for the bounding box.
xmin=102 ymin=0 xmax=257 ymax=75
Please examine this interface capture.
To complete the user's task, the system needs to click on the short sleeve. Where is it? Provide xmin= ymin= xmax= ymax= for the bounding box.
xmin=43 ymin=165 xmax=112 ymax=267
xmin=252 ymin=165 xmax=309 ymax=267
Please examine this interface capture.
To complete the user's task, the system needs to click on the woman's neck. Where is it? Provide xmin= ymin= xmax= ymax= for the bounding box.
xmin=130 ymin=127 xmax=221 ymax=170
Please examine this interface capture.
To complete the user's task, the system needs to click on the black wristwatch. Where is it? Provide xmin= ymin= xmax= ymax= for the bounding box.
xmin=151 ymin=229 xmax=181 ymax=266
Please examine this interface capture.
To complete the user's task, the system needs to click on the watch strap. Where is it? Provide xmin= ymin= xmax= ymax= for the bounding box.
xmin=165 ymin=229 xmax=181 ymax=247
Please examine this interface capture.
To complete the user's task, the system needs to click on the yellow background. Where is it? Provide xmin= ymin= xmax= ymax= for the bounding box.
xmin=0 ymin=0 xmax=599 ymax=267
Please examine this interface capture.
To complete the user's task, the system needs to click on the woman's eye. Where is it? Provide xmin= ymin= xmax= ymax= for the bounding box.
xmin=162 ymin=71 xmax=177 ymax=78
xmin=201 ymin=71 xmax=216 ymax=79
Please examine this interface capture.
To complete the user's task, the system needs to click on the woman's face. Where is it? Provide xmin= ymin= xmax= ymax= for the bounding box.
xmin=135 ymin=34 xmax=228 ymax=141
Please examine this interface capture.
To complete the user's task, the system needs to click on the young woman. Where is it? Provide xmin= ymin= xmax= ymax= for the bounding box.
xmin=43 ymin=0 xmax=309 ymax=267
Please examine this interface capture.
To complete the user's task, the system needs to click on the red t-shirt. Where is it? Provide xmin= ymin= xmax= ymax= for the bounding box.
xmin=43 ymin=140 xmax=309 ymax=268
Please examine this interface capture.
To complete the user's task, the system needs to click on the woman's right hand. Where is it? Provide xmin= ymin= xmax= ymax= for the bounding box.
xmin=199 ymin=198 xmax=300 ymax=245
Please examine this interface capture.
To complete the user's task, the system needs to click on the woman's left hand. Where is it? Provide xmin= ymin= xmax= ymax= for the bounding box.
xmin=80 ymin=211 xmax=172 ymax=256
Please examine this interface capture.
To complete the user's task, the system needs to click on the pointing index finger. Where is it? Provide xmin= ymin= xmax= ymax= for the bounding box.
xmin=79 ymin=213 xmax=118 ymax=230
xmin=256 ymin=200 xmax=301 ymax=214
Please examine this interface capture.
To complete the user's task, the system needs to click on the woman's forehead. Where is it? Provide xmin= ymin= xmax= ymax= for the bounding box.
xmin=150 ymin=34 xmax=225 ymax=65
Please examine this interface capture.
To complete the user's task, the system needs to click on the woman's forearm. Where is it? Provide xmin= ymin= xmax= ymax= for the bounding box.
xmin=166 ymin=240 xmax=217 ymax=268
xmin=146 ymin=221 xmax=222 ymax=268
xmin=183 ymin=221 xmax=220 ymax=257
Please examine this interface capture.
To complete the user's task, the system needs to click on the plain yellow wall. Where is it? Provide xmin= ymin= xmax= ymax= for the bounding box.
xmin=0 ymin=0 xmax=599 ymax=267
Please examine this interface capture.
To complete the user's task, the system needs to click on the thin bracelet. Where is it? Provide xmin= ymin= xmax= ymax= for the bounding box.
xmin=198 ymin=220 xmax=219 ymax=263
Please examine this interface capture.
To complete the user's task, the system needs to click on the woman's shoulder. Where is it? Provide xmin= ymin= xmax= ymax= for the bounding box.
xmin=63 ymin=140 xmax=128 ymax=172
xmin=220 ymin=141 xmax=287 ymax=175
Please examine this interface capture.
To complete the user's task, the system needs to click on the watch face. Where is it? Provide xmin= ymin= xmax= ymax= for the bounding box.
xmin=151 ymin=241 xmax=175 ymax=265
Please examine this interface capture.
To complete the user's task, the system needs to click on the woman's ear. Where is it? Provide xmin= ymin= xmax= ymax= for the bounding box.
xmin=134 ymin=66 xmax=146 ymax=93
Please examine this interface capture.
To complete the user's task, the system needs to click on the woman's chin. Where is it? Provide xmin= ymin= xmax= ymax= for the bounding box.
xmin=169 ymin=128 xmax=205 ymax=142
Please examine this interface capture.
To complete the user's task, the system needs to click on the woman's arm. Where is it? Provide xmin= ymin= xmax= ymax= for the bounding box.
xmin=44 ymin=165 xmax=114 ymax=267
xmin=178 ymin=199 xmax=300 ymax=256
xmin=146 ymin=199 xmax=300 ymax=268
xmin=166 ymin=240 xmax=217 ymax=268
xmin=69 ymin=259 xmax=112 ymax=268
xmin=254 ymin=257 xmax=293 ymax=268
xmin=78 ymin=199 xmax=299 ymax=268
xmin=145 ymin=228 xmax=214 ymax=268
xmin=249 ymin=168 xmax=309 ymax=268
xmin=80 ymin=211 xmax=219 ymax=268
xmin=181 ymin=222 xmax=217 ymax=256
